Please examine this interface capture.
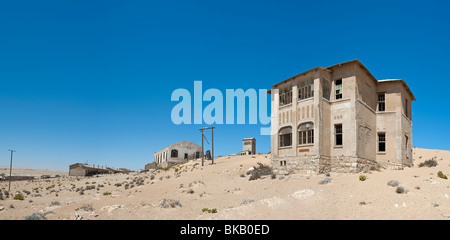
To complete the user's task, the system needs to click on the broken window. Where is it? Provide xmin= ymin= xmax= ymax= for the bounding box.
xmin=279 ymin=126 xmax=292 ymax=147
xmin=196 ymin=152 xmax=200 ymax=158
xmin=405 ymin=98 xmax=408 ymax=117
xmin=184 ymin=153 xmax=188 ymax=159
xmin=335 ymin=79 xmax=343 ymax=100
xmin=378 ymin=93 xmax=385 ymax=112
xmin=171 ymin=149 xmax=178 ymax=158
xmin=378 ymin=133 xmax=386 ymax=152
xmin=298 ymin=122 xmax=314 ymax=145
xmin=279 ymin=86 xmax=292 ymax=106
xmin=405 ymin=135 xmax=409 ymax=152
xmin=322 ymin=79 xmax=331 ymax=100
xmin=335 ymin=124 xmax=343 ymax=146
xmin=298 ymin=79 xmax=314 ymax=101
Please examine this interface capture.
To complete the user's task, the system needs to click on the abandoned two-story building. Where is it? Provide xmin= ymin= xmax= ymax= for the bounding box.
xmin=269 ymin=59 xmax=415 ymax=174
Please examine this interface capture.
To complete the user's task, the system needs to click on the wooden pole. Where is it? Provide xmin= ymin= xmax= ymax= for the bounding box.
xmin=211 ymin=127 xmax=214 ymax=165
xmin=201 ymin=129 xmax=204 ymax=167
xmin=8 ymin=149 xmax=16 ymax=192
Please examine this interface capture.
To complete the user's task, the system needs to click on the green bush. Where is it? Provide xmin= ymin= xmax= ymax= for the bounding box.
xmin=202 ymin=208 xmax=217 ymax=213
xmin=14 ymin=193 xmax=24 ymax=200
xmin=438 ymin=171 xmax=448 ymax=179
xmin=359 ymin=175 xmax=367 ymax=181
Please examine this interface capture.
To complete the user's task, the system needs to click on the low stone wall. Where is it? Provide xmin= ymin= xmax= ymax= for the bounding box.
xmin=272 ymin=155 xmax=382 ymax=175
xmin=158 ymin=160 xmax=188 ymax=170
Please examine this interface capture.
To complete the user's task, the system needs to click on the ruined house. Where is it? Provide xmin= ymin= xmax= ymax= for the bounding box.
xmin=153 ymin=140 xmax=202 ymax=168
xmin=268 ymin=59 xmax=415 ymax=174
xmin=242 ymin=138 xmax=256 ymax=155
xmin=69 ymin=163 xmax=125 ymax=176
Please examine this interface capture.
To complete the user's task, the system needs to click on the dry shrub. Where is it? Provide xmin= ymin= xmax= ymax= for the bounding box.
xmin=418 ymin=159 xmax=437 ymax=167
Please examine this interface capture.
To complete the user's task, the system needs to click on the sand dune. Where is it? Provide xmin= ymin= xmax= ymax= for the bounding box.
xmin=0 ymin=147 xmax=449 ymax=220
xmin=0 ymin=166 xmax=68 ymax=178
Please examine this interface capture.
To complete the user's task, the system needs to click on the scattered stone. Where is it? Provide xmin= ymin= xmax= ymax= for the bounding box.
xmin=396 ymin=186 xmax=408 ymax=194
xmin=424 ymin=179 xmax=440 ymax=184
xmin=291 ymin=189 xmax=315 ymax=199
xmin=387 ymin=180 xmax=400 ymax=187
xmin=75 ymin=212 xmax=83 ymax=220
xmin=24 ymin=211 xmax=53 ymax=220
xmin=160 ymin=199 xmax=182 ymax=208
xmin=102 ymin=204 xmax=125 ymax=213
xmin=318 ymin=178 xmax=331 ymax=185
xmin=241 ymin=199 xmax=255 ymax=205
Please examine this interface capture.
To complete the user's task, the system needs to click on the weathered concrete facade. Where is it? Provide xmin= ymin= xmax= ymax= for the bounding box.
xmin=242 ymin=138 xmax=256 ymax=155
xmin=153 ymin=140 xmax=202 ymax=168
xmin=269 ymin=60 xmax=415 ymax=174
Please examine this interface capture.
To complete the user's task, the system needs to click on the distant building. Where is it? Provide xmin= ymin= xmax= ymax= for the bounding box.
xmin=69 ymin=163 xmax=126 ymax=176
xmin=242 ymin=138 xmax=256 ymax=155
xmin=119 ymin=168 xmax=131 ymax=173
xmin=145 ymin=162 xmax=157 ymax=171
xmin=153 ymin=140 xmax=202 ymax=169
xmin=40 ymin=175 xmax=61 ymax=179
xmin=0 ymin=173 xmax=35 ymax=181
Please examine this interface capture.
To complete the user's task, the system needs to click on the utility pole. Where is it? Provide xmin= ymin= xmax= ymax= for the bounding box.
xmin=8 ymin=149 xmax=16 ymax=192
xmin=211 ymin=127 xmax=214 ymax=165
xmin=201 ymin=128 xmax=204 ymax=167
xmin=199 ymin=127 xmax=215 ymax=166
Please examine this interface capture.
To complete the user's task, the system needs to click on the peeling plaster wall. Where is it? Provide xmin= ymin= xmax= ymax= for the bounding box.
xmin=270 ymin=61 xmax=414 ymax=174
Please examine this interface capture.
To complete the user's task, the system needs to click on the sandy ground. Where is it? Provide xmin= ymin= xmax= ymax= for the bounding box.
xmin=0 ymin=147 xmax=449 ymax=220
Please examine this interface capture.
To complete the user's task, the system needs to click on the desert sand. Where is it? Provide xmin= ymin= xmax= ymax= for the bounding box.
xmin=0 ymin=147 xmax=449 ymax=220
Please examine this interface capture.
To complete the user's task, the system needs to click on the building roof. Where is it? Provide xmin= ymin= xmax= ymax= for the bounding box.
xmin=69 ymin=163 xmax=125 ymax=172
xmin=378 ymin=79 xmax=416 ymax=101
xmin=154 ymin=140 xmax=202 ymax=154
xmin=268 ymin=59 xmax=415 ymax=101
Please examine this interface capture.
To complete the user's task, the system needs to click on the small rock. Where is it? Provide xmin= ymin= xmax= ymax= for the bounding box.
xmin=75 ymin=212 xmax=83 ymax=220
xmin=387 ymin=180 xmax=400 ymax=187
xmin=318 ymin=178 xmax=331 ymax=185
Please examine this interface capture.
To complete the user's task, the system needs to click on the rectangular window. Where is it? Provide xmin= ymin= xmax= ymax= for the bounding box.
xmin=279 ymin=87 xmax=292 ymax=106
xmin=280 ymin=133 xmax=292 ymax=147
xmin=298 ymin=79 xmax=314 ymax=101
xmin=298 ymin=129 xmax=314 ymax=145
xmin=378 ymin=133 xmax=386 ymax=152
xmin=308 ymin=129 xmax=314 ymax=144
xmin=335 ymin=79 xmax=343 ymax=100
xmin=335 ymin=124 xmax=343 ymax=146
xmin=378 ymin=93 xmax=385 ymax=112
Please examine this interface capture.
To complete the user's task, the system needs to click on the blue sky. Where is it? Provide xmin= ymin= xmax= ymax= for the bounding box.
xmin=1 ymin=0 xmax=449 ymax=171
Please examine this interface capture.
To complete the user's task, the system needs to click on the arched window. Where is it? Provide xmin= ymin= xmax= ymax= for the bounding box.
xmin=279 ymin=126 xmax=292 ymax=147
xmin=171 ymin=149 xmax=178 ymax=158
xmin=298 ymin=122 xmax=314 ymax=145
